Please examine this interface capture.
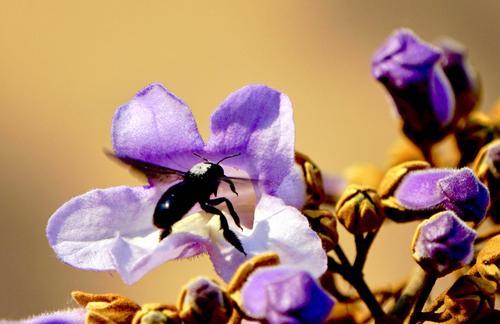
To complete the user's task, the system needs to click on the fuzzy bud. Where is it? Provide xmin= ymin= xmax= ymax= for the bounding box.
xmin=241 ymin=266 xmax=335 ymax=324
xmin=437 ymin=38 xmax=480 ymax=122
xmin=382 ymin=165 xmax=489 ymax=223
xmin=473 ymin=139 xmax=500 ymax=222
xmin=372 ymin=29 xmax=455 ymax=147
xmin=336 ymin=185 xmax=384 ymax=235
xmin=178 ymin=277 xmax=231 ymax=324
xmin=441 ymin=275 xmax=496 ymax=323
xmin=455 ymin=112 xmax=500 ymax=166
xmin=411 ymin=211 xmax=476 ymax=276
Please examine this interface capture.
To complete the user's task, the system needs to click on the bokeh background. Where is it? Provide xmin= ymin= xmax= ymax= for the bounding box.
xmin=1 ymin=0 xmax=499 ymax=319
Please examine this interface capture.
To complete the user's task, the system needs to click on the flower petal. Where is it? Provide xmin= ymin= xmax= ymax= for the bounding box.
xmin=112 ymin=83 xmax=204 ymax=171
xmin=47 ymin=186 xmax=164 ymax=271
xmin=8 ymin=308 xmax=86 ymax=324
xmin=207 ymin=195 xmax=326 ymax=281
xmin=111 ymin=231 xmax=208 ymax=285
xmin=205 ymin=85 xmax=295 ymax=198
xmin=395 ymin=169 xmax=454 ymax=210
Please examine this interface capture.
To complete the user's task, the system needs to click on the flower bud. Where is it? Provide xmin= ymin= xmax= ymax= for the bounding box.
xmin=178 ymin=277 xmax=231 ymax=324
xmin=455 ymin=112 xmax=500 ymax=166
xmin=441 ymin=275 xmax=496 ymax=323
xmin=472 ymin=234 xmax=500 ymax=287
xmin=411 ymin=211 xmax=476 ymax=276
xmin=383 ymin=166 xmax=489 ymax=223
xmin=336 ymin=185 xmax=384 ymax=235
xmin=473 ymin=139 xmax=500 ymax=222
xmin=71 ymin=291 xmax=142 ymax=324
xmin=372 ymin=29 xmax=455 ymax=147
xmin=303 ymin=209 xmax=338 ymax=250
xmin=437 ymin=38 xmax=480 ymax=122
xmin=241 ymin=266 xmax=335 ymax=324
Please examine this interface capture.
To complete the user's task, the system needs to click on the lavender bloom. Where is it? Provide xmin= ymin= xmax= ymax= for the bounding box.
xmin=47 ymin=83 xmax=326 ymax=284
xmin=372 ymin=29 xmax=455 ymax=146
xmin=2 ymin=308 xmax=86 ymax=324
xmin=241 ymin=266 xmax=335 ymax=324
xmin=437 ymin=38 xmax=480 ymax=121
xmin=394 ymin=167 xmax=489 ymax=223
xmin=412 ymin=211 xmax=476 ymax=276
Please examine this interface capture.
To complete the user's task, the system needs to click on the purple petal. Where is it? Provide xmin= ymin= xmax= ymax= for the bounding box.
xmin=47 ymin=185 xmax=207 ymax=284
xmin=205 ymin=85 xmax=295 ymax=198
xmin=395 ymin=169 xmax=454 ymax=210
xmin=5 ymin=308 xmax=86 ymax=324
xmin=241 ymin=266 xmax=334 ymax=324
xmin=208 ymin=195 xmax=326 ymax=282
xmin=429 ymin=66 xmax=455 ymax=126
xmin=112 ymin=83 xmax=204 ymax=171
xmin=413 ymin=211 xmax=476 ymax=275
xmin=111 ymin=231 xmax=208 ymax=284
xmin=372 ymin=29 xmax=442 ymax=88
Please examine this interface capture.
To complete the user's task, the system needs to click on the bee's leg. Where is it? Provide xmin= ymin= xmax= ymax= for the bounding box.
xmin=200 ymin=202 xmax=246 ymax=255
xmin=207 ymin=197 xmax=242 ymax=230
xmin=222 ymin=178 xmax=238 ymax=196
xmin=159 ymin=227 xmax=172 ymax=241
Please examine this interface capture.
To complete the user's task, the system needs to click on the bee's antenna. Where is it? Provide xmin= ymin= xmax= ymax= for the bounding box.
xmin=217 ymin=153 xmax=241 ymax=165
xmin=193 ymin=152 xmax=209 ymax=162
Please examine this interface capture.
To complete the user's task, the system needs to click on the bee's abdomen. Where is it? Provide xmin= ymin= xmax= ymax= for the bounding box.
xmin=153 ymin=182 xmax=197 ymax=230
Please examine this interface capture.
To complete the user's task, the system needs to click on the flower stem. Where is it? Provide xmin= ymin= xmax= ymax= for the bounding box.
xmin=330 ymin=245 xmax=386 ymax=320
xmin=408 ymin=272 xmax=436 ymax=324
xmin=389 ymin=267 xmax=427 ymax=320
xmin=353 ymin=228 xmax=379 ymax=271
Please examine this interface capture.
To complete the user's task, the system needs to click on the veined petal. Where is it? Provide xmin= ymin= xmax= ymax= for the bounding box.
xmin=205 ymin=85 xmax=295 ymax=197
xmin=47 ymin=186 xmax=165 ymax=271
xmin=112 ymin=83 xmax=204 ymax=171
xmin=207 ymin=195 xmax=327 ymax=281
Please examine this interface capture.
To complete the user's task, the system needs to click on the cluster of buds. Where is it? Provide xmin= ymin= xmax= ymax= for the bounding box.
xmin=67 ymin=253 xmax=336 ymax=324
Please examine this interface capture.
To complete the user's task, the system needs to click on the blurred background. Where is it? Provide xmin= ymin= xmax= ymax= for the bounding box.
xmin=1 ymin=0 xmax=499 ymax=319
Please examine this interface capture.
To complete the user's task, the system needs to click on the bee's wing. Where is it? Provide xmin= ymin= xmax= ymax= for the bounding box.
xmin=104 ymin=150 xmax=185 ymax=183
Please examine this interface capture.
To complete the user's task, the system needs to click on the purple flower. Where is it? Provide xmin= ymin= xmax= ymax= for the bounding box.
xmin=2 ymin=308 xmax=86 ymax=324
xmin=372 ymin=29 xmax=455 ymax=145
xmin=394 ymin=167 xmax=489 ymax=223
xmin=241 ymin=266 xmax=335 ymax=324
xmin=412 ymin=211 xmax=476 ymax=276
xmin=437 ymin=38 xmax=480 ymax=121
xmin=47 ymin=83 xmax=326 ymax=284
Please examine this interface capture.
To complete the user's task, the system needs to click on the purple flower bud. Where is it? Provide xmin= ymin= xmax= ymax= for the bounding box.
xmin=180 ymin=277 xmax=229 ymax=317
xmin=395 ymin=167 xmax=489 ymax=223
xmin=241 ymin=266 xmax=334 ymax=324
xmin=372 ymin=29 xmax=455 ymax=146
xmin=412 ymin=211 xmax=476 ymax=276
xmin=437 ymin=38 xmax=480 ymax=121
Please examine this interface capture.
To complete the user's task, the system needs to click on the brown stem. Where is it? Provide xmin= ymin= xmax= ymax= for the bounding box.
xmin=420 ymin=145 xmax=435 ymax=167
xmin=329 ymin=246 xmax=386 ymax=320
xmin=354 ymin=228 xmax=380 ymax=271
xmin=408 ymin=273 xmax=436 ymax=324
xmin=390 ymin=267 xmax=427 ymax=320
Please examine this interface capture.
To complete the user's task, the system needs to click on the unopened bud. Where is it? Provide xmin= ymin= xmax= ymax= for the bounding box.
xmin=455 ymin=112 xmax=500 ymax=166
xmin=178 ymin=277 xmax=231 ymax=324
xmin=336 ymin=185 xmax=383 ymax=235
xmin=303 ymin=209 xmax=338 ymax=250
xmin=473 ymin=139 xmax=500 ymax=222
xmin=441 ymin=275 xmax=496 ymax=323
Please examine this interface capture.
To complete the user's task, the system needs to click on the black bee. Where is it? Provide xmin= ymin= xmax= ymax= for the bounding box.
xmin=106 ymin=151 xmax=248 ymax=255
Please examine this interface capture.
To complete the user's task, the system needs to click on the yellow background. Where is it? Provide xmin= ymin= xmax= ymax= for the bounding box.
xmin=1 ymin=1 xmax=499 ymax=319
